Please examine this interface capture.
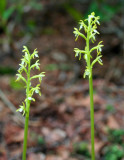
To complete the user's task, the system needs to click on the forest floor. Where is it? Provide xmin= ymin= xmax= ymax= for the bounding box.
xmin=0 ymin=5 xmax=124 ymax=160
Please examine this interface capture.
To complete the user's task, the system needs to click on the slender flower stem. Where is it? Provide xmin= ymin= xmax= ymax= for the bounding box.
xmin=86 ymin=29 xmax=95 ymax=160
xmin=22 ymin=112 xmax=29 ymax=160
xmin=89 ymin=75 xmax=95 ymax=160
xmin=22 ymin=61 xmax=31 ymax=160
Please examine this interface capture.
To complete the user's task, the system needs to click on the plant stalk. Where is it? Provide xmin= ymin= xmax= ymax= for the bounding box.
xmin=22 ymin=111 xmax=29 ymax=160
xmin=89 ymin=74 xmax=95 ymax=160
xmin=22 ymin=60 xmax=31 ymax=160
xmin=86 ymin=28 xmax=95 ymax=160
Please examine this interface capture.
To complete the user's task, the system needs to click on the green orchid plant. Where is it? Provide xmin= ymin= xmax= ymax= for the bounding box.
xmin=16 ymin=46 xmax=45 ymax=160
xmin=73 ymin=12 xmax=103 ymax=160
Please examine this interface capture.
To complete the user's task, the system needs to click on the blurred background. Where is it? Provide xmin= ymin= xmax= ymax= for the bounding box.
xmin=0 ymin=0 xmax=124 ymax=160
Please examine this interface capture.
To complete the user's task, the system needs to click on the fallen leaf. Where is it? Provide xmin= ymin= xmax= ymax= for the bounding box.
xmin=95 ymin=141 xmax=105 ymax=153
xmin=0 ymin=147 xmax=7 ymax=160
xmin=27 ymin=153 xmax=46 ymax=160
xmin=66 ymin=94 xmax=105 ymax=108
xmin=107 ymin=115 xmax=120 ymax=129
xmin=56 ymin=146 xmax=69 ymax=159
xmin=4 ymin=123 xmax=24 ymax=144
xmin=42 ymin=127 xmax=66 ymax=144
xmin=46 ymin=155 xmax=63 ymax=160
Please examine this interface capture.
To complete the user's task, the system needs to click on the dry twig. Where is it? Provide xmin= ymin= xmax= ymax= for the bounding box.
xmin=0 ymin=89 xmax=24 ymax=126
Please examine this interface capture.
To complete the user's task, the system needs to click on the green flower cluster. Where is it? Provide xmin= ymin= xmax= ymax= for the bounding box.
xmin=16 ymin=46 xmax=45 ymax=116
xmin=73 ymin=12 xmax=103 ymax=78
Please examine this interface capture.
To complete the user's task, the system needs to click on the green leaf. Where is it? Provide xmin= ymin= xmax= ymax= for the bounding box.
xmin=45 ymin=64 xmax=58 ymax=71
xmin=64 ymin=4 xmax=83 ymax=22
xmin=102 ymin=4 xmax=121 ymax=22
xmin=106 ymin=104 xmax=115 ymax=113
xmin=0 ymin=0 xmax=6 ymax=16
xmin=73 ymin=141 xmax=90 ymax=157
xmin=103 ymin=145 xmax=124 ymax=160
xmin=86 ymin=1 xmax=122 ymax=22
xmin=2 ymin=6 xmax=15 ymax=21
xmin=59 ymin=63 xmax=72 ymax=71
xmin=37 ymin=136 xmax=45 ymax=145
xmin=10 ymin=77 xmax=25 ymax=90
xmin=0 ymin=66 xmax=16 ymax=75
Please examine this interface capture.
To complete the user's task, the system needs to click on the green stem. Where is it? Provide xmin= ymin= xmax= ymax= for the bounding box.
xmin=89 ymin=74 xmax=95 ymax=160
xmin=86 ymin=28 xmax=95 ymax=160
xmin=22 ymin=60 xmax=31 ymax=160
xmin=22 ymin=111 xmax=29 ymax=160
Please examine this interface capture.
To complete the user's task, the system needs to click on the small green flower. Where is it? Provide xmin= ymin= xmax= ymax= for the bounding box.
xmin=16 ymin=102 xmax=26 ymax=116
xmin=73 ymin=12 xmax=103 ymax=78
xmin=16 ymin=46 xmax=45 ymax=115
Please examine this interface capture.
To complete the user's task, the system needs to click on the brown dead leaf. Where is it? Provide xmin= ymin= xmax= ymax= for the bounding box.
xmin=56 ymin=146 xmax=69 ymax=159
xmin=73 ymin=107 xmax=85 ymax=121
xmin=0 ymin=147 xmax=7 ymax=160
xmin=95 ymin=141 xmax=105 ymax=153
xmin=80 ymin=94 xmax=105 ymax=107
xmin=58 ymin=103 xmax=67 ymax=113
xmin=13 ymin=130 xmax=24 ymax=142
xmin=4 ymin=123 xmax=24 ymax=144
xmin=46 ymin=155 xmax=63 ymax=160
xmin=66 ymin=94 xmax=105 ymax=108
xmin=27 ymin=153 xmax=46 ymax=160
xmin=107 ymin=115 xmax=120 ymax=129
xmin=42 ymin=127 xmax=66 ymax=144
xmin=66 ymin=125 xmax=75 ymax=137
xmin=10 ymin=147 xmax=23 ymax=158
